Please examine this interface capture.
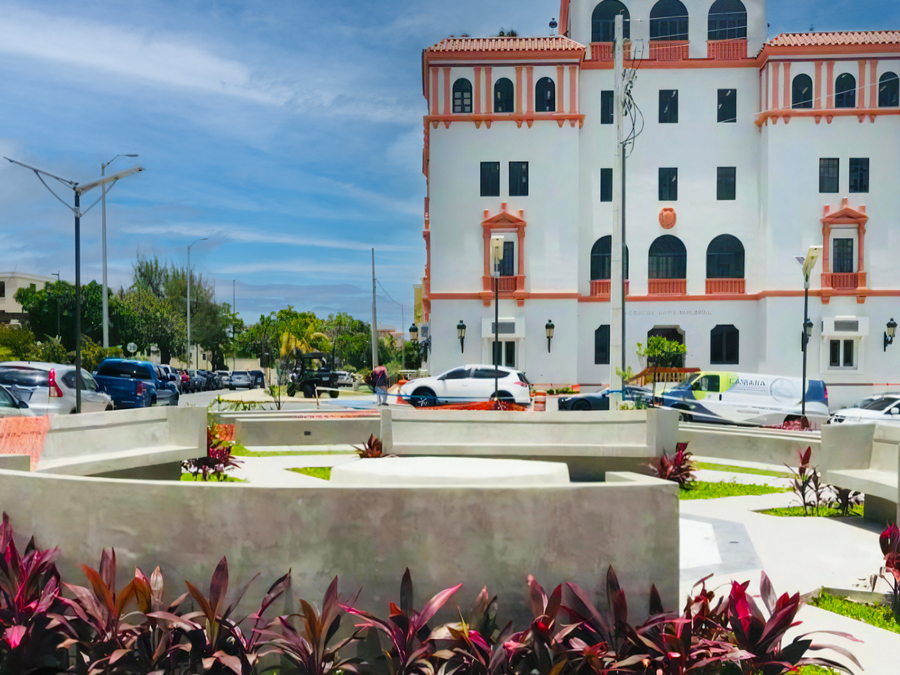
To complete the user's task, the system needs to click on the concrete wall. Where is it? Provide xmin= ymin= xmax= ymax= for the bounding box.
xmin=679 ymin=423 xmax=821 ymax=467
xmin=231 ymin=414 xmax=379 ymax=448
xmin=0 ymin=469 xmax=679 ymax=623
xmin=384 ymin=408 xmax=678 ymax=480
xmin=36 ymin=406 xmax=206 ymax=476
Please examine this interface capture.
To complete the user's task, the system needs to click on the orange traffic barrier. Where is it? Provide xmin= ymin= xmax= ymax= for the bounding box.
xmin=534 ymin=391 xmax=547 ymax=412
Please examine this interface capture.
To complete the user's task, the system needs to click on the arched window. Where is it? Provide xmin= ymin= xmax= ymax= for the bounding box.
xmin=648 ymin=235 xmax=687 ymax=279
xmin=708 ymin=0 xmax=746 ymax=40
xmin=452 ymin=79 xmax=473 ymax=114
xmin=494 ymin=78 xmax=514 ymax=113
xmin=710 ymin=325 xmax=740 ymax=365
xmin=835 ymin=74 xmax=856 ymax=108
xmin=535 ymin=77 xmax=556 ymax=112
xmin=792 ymin=74 xmax=814 ymax=109
xmin=591 ymin=0 xmax=631 ymax=43
xmin=590 ymin=236 xmax=629 ymax=280
xmin=706 ymin=235 xmax=745 ymax=279
xmin=650 ymin=0 xmax=688 ymax=41
xmin=880 ymin=72 xmax=900 ymax=107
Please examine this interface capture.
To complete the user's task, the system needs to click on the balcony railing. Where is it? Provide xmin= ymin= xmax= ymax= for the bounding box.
xmin=590 ymin=279 xmax=631 ymax=297
xmin=589 ymin=41 xmax=632 ymax=61
xmin=822 ymin=272 xmax=866 ymax=291
xmin=648 ymin=40 xmax=689 ymax=62
xmin=705 ymin=278 xmax=746 ymax=295
xmin=648 ymin=279 xmax=687 ymax=296
xmin=497 ymin=276 xmax=518 ymax=292
xmin=707 ymin=39 xmax=748 ymax=60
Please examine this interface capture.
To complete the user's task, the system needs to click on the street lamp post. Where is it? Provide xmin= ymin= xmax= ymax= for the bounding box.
xmin=186 ymin=238 xmax=208 ymax=368
xmin=4 ymin=157 xmax=143 ymax=413
xmin=101 ymin=154 xmax=138 ymax=348
xmin=798 ymin=246 xmax=823 ymax=424
xmin=489 ymin=236 xmax=504 ymax=401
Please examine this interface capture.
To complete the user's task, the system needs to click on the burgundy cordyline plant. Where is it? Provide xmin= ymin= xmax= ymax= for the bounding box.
xmin=182 ymin=423 xmax=243 ymax=481
xmin=880 ymin=523 xmax=900 ymax=616
xmin=649 ymin=442 xmax=697 ymax=488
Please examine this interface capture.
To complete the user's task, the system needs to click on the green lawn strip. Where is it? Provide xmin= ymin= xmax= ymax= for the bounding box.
xmin=180 ymin=473 xmax=245 ymax=483
xmin=695 ymin=461 xmax=791 ymax=479
xmin=797 ymin=668 xmax=841 ymax=675
xmin=288 ymin=467 xmax=332 ymax=481
xmin=757 ymin=504 xmax=863 ymax=518
xmin=679 ymin=481 xmax=790 ymax=500
xmin=231 ymin=443 xmax=357 ymax=458
xmin=810 ymin=591 xmax=900 ymax=635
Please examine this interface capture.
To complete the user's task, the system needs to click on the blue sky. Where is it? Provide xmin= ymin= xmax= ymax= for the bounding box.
xmin=0 ymin=0 xmax=897 ymax=329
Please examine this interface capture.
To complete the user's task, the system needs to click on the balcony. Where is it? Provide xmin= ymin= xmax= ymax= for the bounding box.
xmin=707 ymin=39 xmax=747 ymax=60
xmin=588 ymin=41 xmax=632 ymax=62
xmin=590 ymin=280 xmax=631 ymax=297
xmin=705 ymin=278 xmax=746 ymax=295
xmin=822 ymin=272 xmax=866 ymax=291
xmin=648 ymin=40 xmax=689 ymax=62
xmin=648 ymin=279 xmax=687 ymax=296
xmin=497 ymin=276 xmax=518 ymax=292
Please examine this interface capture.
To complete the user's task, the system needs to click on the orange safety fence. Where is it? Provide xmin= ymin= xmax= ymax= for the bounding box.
xmin=415 ymin=401 xmax=528 ymax=412
xmin=0 ymin=416 xmax=50 ymax=471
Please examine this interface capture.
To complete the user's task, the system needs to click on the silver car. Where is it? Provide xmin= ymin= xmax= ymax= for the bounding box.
xmin=0 ymin=384 xmax=33 ymax=418
xmin=229 ymin=371 xmax=252 ymax=389
xmin=0 ymin=362 xmax=113 ymax=415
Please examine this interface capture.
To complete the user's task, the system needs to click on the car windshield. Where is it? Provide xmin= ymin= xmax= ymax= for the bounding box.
xmin=234 ymin=372 xmax=249 ymax=377
xmin=677 ymin=374 xmax=700 ymax=389
xmin=0 ymin=368 xmax=50 ymax=387
xmin=860 ymin=397 xmax=900 ymax=411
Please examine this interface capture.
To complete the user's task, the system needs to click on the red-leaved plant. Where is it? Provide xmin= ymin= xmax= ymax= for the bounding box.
xmin=648 ymin=442 xmax=697 ymax=488
xmin=880 ymin=523 xmax=900 ymax=616
xmin=183 ymin=423 xmax=244 ymax=481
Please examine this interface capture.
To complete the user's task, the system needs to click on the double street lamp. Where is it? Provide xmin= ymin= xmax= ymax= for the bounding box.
xmin=798 ymin=245 xmax=823 ymax=424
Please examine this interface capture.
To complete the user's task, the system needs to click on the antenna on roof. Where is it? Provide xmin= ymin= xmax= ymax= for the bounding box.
xmin=550 ymin=18 xmax=558 ymax=35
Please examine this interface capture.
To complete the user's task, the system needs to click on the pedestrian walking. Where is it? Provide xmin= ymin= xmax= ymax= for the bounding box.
xmin=374 ymin=365 xmax=388 ymax=406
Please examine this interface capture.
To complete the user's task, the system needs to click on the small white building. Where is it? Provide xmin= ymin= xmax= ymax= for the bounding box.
xmin=418 ymin=0 xmax=900 ymax=407
xmin=0 ymin=272 xmax=54 ymax=323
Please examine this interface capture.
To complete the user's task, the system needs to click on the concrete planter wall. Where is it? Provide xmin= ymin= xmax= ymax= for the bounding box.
xmin=382 ymin=408 xmax=679 ymax=481
xmin=227 ymin=413 xmax=379 ymax=448
xmin=0 ymin=469 xmax=679 ymax=623
xmin=678 ymin=423 xmax=821 ymax=467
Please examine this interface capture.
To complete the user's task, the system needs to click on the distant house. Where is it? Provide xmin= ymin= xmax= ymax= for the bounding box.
xmin=0 ymin=272 xmax=53 ymax=324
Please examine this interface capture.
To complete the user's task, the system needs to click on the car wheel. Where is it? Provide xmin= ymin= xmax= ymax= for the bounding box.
xmin=673 ymin=406 xmax=693 ymax=423
xmin=572 ymin=399 xmax=592 ymax=411
xmin=303 ymin=385 xmax=315 ymax=399
xmin=412 ymin=388 xmax=436 ymax=408
xmin=491 ymin=391 xmax=515 ymax=404
xmin=328 ymin=390 xmax=340 ymax=399
xmin=105 ymin=404 xmax=113 ymax=412
xmin=151 ymin=397 xmax=157 ymax=407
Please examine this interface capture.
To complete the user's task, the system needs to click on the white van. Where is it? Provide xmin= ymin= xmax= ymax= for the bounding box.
xmin=661 ymin=371 xmax=829 ymax=427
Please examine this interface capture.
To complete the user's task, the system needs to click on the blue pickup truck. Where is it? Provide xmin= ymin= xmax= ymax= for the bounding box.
xmin=94 ymin=359 xmax=179 ymax=409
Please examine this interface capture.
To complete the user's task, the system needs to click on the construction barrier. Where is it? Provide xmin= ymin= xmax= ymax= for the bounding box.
xmin=534 ymin=391 xmax=547 ymax=412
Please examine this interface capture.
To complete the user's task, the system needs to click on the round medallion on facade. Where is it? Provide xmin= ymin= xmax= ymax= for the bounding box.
xmin=659 ymin=208 xmax=677 ymax=229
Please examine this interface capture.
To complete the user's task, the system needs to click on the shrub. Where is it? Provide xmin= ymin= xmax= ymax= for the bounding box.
xmin=649 ymin=442 xmax=696 ymax=487
xmin=182 ymin=423 xmax=243 ymax=481
xmin=881 ymin=523 xmax=900 ymax=617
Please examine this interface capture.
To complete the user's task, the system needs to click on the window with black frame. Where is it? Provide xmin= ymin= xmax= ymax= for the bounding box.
xmin=880 ymin=72 xmax=900 ymax=107
xmin=792 ymin=74 xmax=814 ymax=109
xmin=509 ymin=162 xmax=528 ymax=196
xmin=850 ymin=158 xmax=869 ymax=193
xmin=590 ymin=236 xmax=630 ymax=280
xmin=819 ymin=158 xmax=839 ymax=193
xmin=494 ymin=78 xmax=514 ymax=113
xmin=833 ymin=239 xmax=854 ymax=274
xmin=595 ymin=325 xmax=611 ymax=365
xmin=710 ymin=325 xmax=740 ymax=365
xmin=600 ymin=168 xmax=613 ymax=202
xmin=591 ymin=0 xmax=631 ymax=43
xmin=707 ymin=234 xmax=745 ymax=279
xmin=707 ymin=0 xmax=747 ymax=40
xmin=835 ymin=74 xmax=856 ymax=108
xmin=718 ymin=89 xmax=736 ymax=123
xmin=717 ymin=167 xmax=736 ymax=200
xmin=659 ymin=90 xmax=679 ymax=123
xmin=452 ymin=79 xmax=473 ymax=113
xmin=480 ymin=162 xmax=500 ymax=197
xmin=649 ymin=235 xmax=687 ymax=279
xmin=650 ymin=0 xmax=689 ymax=41
xmin=601 ymin=90 xmax=614 ymax=124
xmin=659 ymin=167 xmax=678 ymax=200
xmin=499 ymin=241 xmax=515 ymax=277
xmin=535 ymin=77 xmax=556 ymax=112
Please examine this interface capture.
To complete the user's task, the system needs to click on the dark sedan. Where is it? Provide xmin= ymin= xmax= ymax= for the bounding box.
xmin=558 ymin=386 xmax=652 ymax=411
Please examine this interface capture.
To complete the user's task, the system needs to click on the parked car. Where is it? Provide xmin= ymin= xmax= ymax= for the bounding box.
xmin=215 ymin=371 xmax=231 ymax=388
xmin=335 ymin=371 xmax=354 ymax=388
xmin=829 ymin=394 xmax=900 ymax=426
xmin=0 ymin=362 xmax=113 ymax=415
xmin=286 ymin=353 xmax=338 ymax=399
xmin=399 ymin=365 xmax=531 ymax=407
xmin=249 ymin=370 xmax=266 ymax=389
xmin=229 ymin=371 xmax=252 ymax=390
xmin=158 ymin=365 xmax=182 ymax=394
xmin=187 ymin=370 xmax=206 ymax=394
xmin=0 ymin=384 xmax=32 ymax=417
xmin=558 ymin=386 xmax=652 ymax=411
xmin=154 ymin=364 xmax=182 ymax=400
xmin=660 ymin=371 xmax=829 ymax=426
xmin=94 ymin=359 xmax=179 ymax=409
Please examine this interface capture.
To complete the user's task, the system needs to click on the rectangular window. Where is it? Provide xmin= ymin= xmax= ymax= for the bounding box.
xmin=718 ymin=89 xmax=737 ymax=123
xmin=0 ymin=282 xmax=5 ymax=298
xmin=819 ymin=158 xmax=839 ymax=193
xmin=710 ymin=326 xmax=740 ymax=365
xmin=717 ymin=167 xmax=736 ymax=200
xmin=833 ymin=238 xmax=854 ymax=274
xmin=849 ymin=158 xmax=869 ymax=193
xmin=659 ymin=167 xmax=678 ymax=201
xmin=509 ymin=162 xmax=528 ymax=197
xmin=659 ymin=90 xmax=678 ymax=123
xmin=499 ymin=241 xmax=515 ymax=277
xmin=480 ymin=162 xmax=500 ymax=197
xmin=601 ymin=90 xmax=614 ymax=124
xmin=829 ymin=339 xmax=857 ymax=369
xmin=595 ymin=325 xmax=610 ymax=365
xmin=491 ymin=341 xmax=516 ymax=368
xmin=600 ymin=168 xmax=613 ymax=202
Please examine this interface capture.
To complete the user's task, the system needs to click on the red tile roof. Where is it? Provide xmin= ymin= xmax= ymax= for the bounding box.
xmin=426 ymin=36 xmax=584 ymax=54
xmin=768 ymin=31 xmax=900 ymax=47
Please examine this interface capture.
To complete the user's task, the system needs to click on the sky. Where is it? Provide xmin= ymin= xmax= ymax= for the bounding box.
xmin=1 ymin=0 xmax=897 ymax=330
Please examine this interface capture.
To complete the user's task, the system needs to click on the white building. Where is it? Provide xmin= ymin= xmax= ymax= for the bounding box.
xmin=0 ymin=272 xmax=53 ymax=323
xmin=418 ymin=0 xmax=900 ymax=407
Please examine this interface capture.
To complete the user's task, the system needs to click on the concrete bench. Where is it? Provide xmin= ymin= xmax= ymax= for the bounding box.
xmin=36 ymin=407 xmax=206 ymax=479
xmin=821 ymin=423 xmax=900 ymax=524
xmin=381 ymin=407 xmax=679 ymax=481
xmin=230 ymin=413 xmax=378 ymax=449
xmin=679 ymin=423 xmax=821 ymax=467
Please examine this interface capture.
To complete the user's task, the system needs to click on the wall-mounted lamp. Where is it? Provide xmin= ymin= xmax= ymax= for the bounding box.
xmin=409 ymin=323 xmax=419 ymax=343
xmin=885 ymin=318 xmax=897 ymax=352
xmin=457 ymin=320 xmax=467 ymax=353
xmin=545 ymin=320 xmax=555 ymax=353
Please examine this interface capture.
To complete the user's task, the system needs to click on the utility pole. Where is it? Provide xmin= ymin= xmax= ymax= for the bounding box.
xmin=609 ymin=13 xmax=626 ymax=407
xmin=370 ymin=249 xmax=379 ymax=368
xmin=100 ymin=154 xmax=138 ymax=348
xmin=186 ymin=238 xmax=207 ymax=369
xmin=74 ymin=191 xmax=82 ymax=414
xmin=232 ymin=279 xmax=236 ymax=371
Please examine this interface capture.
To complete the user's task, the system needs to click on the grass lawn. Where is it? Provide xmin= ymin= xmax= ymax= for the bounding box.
xmin=758 ymin=504 xmax=863 ymax=518
xmin=231 ymin=443 xmax=356 ymax=458
xmin=695 ymin=461 xmax=791 ymax=479
xmin=810 ymin=591 xmax=900 ymax=635
xmin=288 ymin=466 xmax=331 ymax=480
xmin=679 ymin=481 xmax=790 ymax=500
xmin=180 ymin=473 xmax=245 ymax=483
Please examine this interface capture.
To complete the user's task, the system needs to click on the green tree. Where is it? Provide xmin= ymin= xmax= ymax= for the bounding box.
xmin=0 ymin=324 xmax=38 ymax=361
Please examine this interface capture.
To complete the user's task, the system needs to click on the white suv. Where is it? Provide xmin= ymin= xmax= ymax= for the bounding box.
xmin=829 ymin=394 xmax=900 ymax=426
xmin=399 ymin=365 xmax=531 ymax=407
